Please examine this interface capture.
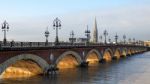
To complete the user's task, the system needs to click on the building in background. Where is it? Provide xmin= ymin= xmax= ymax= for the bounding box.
xmin=69 ymin=38 xmax=76 ymax=43
xmin=69 ymin=38 xmax=87 ymax=43
xmin=92 ymin=18 xmax=98 ymax=43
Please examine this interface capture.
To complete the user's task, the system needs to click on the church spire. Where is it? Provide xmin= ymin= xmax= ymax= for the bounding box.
xmin=93 ymin=17 xmax=98 ymax=43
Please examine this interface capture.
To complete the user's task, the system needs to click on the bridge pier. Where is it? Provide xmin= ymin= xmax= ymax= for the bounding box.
xmin=112 ymin=56 xmax=118 ymax=60
xmin=80 ymin=61 xmax=89 ymax=67
xmin=130 ymin=53 xmax=136 ymax=56
xmin=126 ymin=54 xmax=131 ymax=56
xmin=99 ymin=59 xmax=106 ymax=63
xmin=45 ymin=65 xmax=59 ymax=75
xmin=120 ymin=55 xmax=126 ymax=58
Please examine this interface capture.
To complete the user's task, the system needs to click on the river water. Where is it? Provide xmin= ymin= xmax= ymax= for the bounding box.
xmin=1 ymin=51 xmax=150 ymax=84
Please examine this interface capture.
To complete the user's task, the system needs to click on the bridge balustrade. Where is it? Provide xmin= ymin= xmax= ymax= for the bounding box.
xmin=0 ymin=41 xmax=146 ymax=50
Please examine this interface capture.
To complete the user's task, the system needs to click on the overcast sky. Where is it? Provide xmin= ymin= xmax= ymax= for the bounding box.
xmin=0 ymin=0 xmax=150 ymax=42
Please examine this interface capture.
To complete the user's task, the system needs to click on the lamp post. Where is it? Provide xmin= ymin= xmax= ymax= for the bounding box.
xmin=123 ymin=34 xmax=126 ymax=44
xmin=70 ymin=30 xmax=75 ymax=45
xmin=103 ymin=29 xmax=108 ymax=44
xmin=45 ymin=27 xmax=49 ymax=46
xmin=108 ymin=37 xmax=111 ymax=44
xmin=85 ymin=25 xmax=90 ymax=45
xmin=115 ymin=33 xmax=118 ymax=44
xmin=2 ymin=20 xmax=9 ymax=46
xmin=53 ymin=17 xmax=61 ymax=45
xmin=128 ymin=38 xmax=131 ymax=44
xmin=133 ymin=38 xmax=135 ymax=45
xmin=99 ymin=35 xmax=102 ymax=43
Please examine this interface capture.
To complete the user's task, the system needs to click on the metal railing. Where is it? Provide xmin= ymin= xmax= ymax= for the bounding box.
xmin=0 ymin=41 xmax=145 ymax=48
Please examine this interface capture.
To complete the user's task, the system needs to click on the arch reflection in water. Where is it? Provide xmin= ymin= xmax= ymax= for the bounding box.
xmin=57 ymin=55 xmax=79 ymax=69
xmin=1 ymin=60 xmax=43 ymax=79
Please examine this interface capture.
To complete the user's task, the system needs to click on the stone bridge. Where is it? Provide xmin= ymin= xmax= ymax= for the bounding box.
xmin=0 ymin=44 xmax=147 ymax=78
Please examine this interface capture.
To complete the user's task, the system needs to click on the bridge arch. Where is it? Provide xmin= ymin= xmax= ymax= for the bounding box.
xmin=121 ymin=48 xmax=127 ymax=57
xmin=134 ymin=48 xmax=138 ymax=53
xmin=55 ymin=51 xmax=82 ymax=69
xmin=103 ymin=48 xmax=113 ymax=62
xmin=0 ymin=54 xmax=49 ymax=78
xmin=127 ymin=48 xmax=132 ymax=55
xmin=138 ymin=48 xmax=141 ymax=52
xmin=130 ymin=48 xmax=135 ymax=54
xmin=133 ymin=48 xmax=138 ymax=53
xmin=113 ymin=48 xmax=122 ymax=59
xmin=138 ymin=48 xmax=141 ymax=53
xmin=85 ymin=49 xmax=102 ymax=64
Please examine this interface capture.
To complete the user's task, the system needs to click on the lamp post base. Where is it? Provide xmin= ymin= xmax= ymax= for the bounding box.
xmin=55 ymin=37 xmax=59 ymax=46
xmin=3 ymin=38 xmax=7 ymax=46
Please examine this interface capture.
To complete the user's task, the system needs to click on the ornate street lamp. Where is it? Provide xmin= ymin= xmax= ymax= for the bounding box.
xmin=133 ymin=38 xmax=135 ymax=45
xmin=115 ymin=33 xmax=118 ymax=44
xmin=2 ymin=20 xmax=9 ymax=46
xmin=85 ymin=25 xmax=90 ymax=45
xmin=123 ymin=34 xmax=126 ymax=44
xmin=70 ymin=30 xmax=75 ymax=45
xmin=108 ymin=37 xmax=111 ymax=44
xmin=45 ymin=27 xmax=49 ymax=46
xmin=103 ymin=29 xmax=108 ymax=44
xmin=99 ymin=35 xmax=102 ymax=43
xmin=128 ymin=38 xmax=131 ymax=44
xmin=53 ymin=17 xmax=61 ymax=45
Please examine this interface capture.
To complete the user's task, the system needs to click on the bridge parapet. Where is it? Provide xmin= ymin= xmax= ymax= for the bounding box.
xmin=0 ymin=41 xmax=146 ymax=48
xmin=0 ymin=41 xmax=147 ymax=52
